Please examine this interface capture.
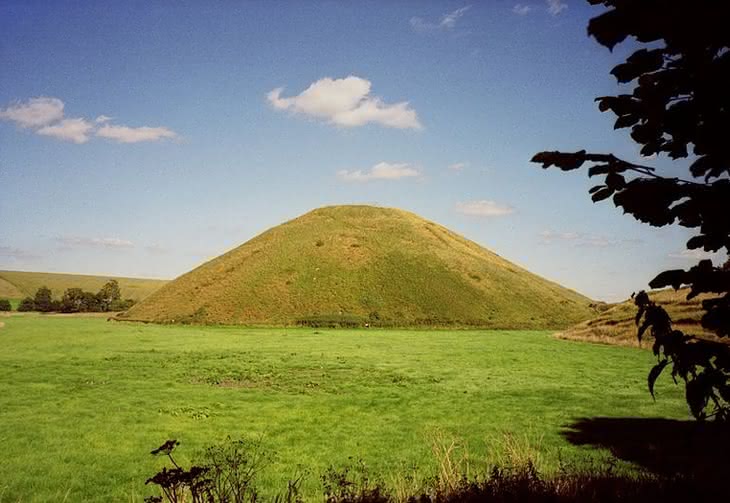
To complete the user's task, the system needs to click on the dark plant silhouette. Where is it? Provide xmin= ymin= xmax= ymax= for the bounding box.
xmin=532 ymin=0 xmax=730 ymax=420
xmin=146 ymin=439 xmax=212 ymax=503
xmin=145 ymin=438 xmax=303 ymax=503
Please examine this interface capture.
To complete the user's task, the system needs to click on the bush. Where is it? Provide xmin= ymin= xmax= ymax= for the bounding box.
xmin=296 ymin=314 xmax=365 ymax=328
xmin=17 ymin=297 xmax=35 ymax=312
xmin=0 ymin=299 xmax=11 ymax=311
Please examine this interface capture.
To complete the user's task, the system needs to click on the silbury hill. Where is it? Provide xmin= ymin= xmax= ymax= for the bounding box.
xmin=121 ymin=205 xmax=595 ymax=328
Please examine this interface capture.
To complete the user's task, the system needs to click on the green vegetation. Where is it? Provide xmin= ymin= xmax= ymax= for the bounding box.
xmin=559 ymin=289 xmax=716 ymax=347
xmin=124 ymin=205 xmax=596 ymax=328
xmin=0 ymin=315 xmax=689 ymax=501
xmin=0 ymin=299 xmax=11 ymax=311
xmin=0 ymin=269 xmax=167 ymax=305
xmin=13 ymin=280 xmax=138 ymax=313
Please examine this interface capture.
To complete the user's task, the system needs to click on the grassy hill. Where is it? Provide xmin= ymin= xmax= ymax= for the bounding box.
xmin=557 ymin=288 xmax=716 ymax=346
xmin=123 ymin=205 xmax=596 ymax=328
xmin=0 ymin=270 xmax=168 ymax=304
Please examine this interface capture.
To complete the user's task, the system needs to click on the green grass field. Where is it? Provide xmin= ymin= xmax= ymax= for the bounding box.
xmin=0 ymin=315 xmax=689 ymax=502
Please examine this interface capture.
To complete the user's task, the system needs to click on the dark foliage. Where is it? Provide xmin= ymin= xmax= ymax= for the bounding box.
xmin=19 ymin=281 xmax=136 ymax=314
xmin=532 ymin=0 xmax=730 ymax=420
xmin=98 ymin=279 xmax=122 ymax=312
xmin=145 ymin=439 xmax=303 ymax=503
xmin=0 ymin=299 xmax=11 ymax=311
xmin=17 ymin=296 xmax=35 ymax=312
xmin=33 ymin=286 xmax=54 ymax=312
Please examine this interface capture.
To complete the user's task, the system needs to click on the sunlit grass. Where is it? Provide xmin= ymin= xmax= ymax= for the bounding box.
xmin=0 ymin=315 xmax=688 ymax=501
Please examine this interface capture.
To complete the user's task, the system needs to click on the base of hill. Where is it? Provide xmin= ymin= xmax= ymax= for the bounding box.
xmin=556 ymin=288 xmax=718 ymax=347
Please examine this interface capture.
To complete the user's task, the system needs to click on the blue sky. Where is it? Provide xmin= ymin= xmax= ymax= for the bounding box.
xmin=0 ymin=0 xmax=720 ymax=301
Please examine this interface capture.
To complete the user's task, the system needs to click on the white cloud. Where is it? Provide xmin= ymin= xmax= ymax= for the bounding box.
xmin=455 ymin=200 xmax=514 ymax=217
xmin=546 ymin=0 xmax=567 ymax=16
xmin=0 ymin=97 xmax=64 ymax=128
xmin=337 ymin=162 xmax=421 ymax=182
xmin=57 ymin=236 xmax=135 ymax=249
xmin=37 ymin=118 xmax=94 ymax=144
xmin=268 ymin=76 xmax=421 ymax=130
xmin=448 ymin=162 xmax=468 ymax=171
xmin=513 ymin=4 xmax=532 ymax=15
xmin=96 ymin=124 xmax=178 ymax=143
xmin=440 ymin=6 xmax=471 ymax=28
xmin=1 ymin=97 xmax=178 ymax=144
xmin=410 ymin=6 xmax=471 ymax=32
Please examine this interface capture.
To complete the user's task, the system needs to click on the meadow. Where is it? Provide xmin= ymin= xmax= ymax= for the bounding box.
xmin=0 ymin=315 xmax=689 ymax=502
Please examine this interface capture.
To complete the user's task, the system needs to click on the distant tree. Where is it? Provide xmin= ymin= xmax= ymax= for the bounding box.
xmin=97 ymin=279 xmax=121 ymax=312
xmin=17 ymin=297 xmax=35 ymax=312
xmin=0 ymin=299 xmax=11 ymax=311
xmin=61 ymin=288 xmax=86 ymax=313
xmin=532 ymin=1 xmax=730 ymax=420
xmin=81 ymin=291 xmax=102 ymax=312
xmin=33 ymin=286 xmax=54 ymax=313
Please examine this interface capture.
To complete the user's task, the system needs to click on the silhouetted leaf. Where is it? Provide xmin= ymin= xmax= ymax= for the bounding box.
xmin=591 ymin=187 xmax=614 ymax=202
xmin=531 ymin=151 xmax=587 ymax=171
xmin=686 ymin=377 xmax=709 ymax=420
xmin=650 ymin=270 xmax=686 ymax=290
xmin=648 ymin=359 xmax=669 ymax=399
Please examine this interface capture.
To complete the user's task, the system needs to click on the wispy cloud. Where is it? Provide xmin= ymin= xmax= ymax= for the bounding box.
xmin=0 ymin=246 xmax=41 ymax=260
xmin=410 ymin=6 xmax=471 ymax=32
xmin=448 ymin=162 xmax=468 ymax=171
xmin=337 ymin=162 xmax=421 ymax=182
xmin=546 ymin=0 xmax=567 ymax=16
xmin=539 ymin=230 xmax=642 ymax=248
xmin=145 ymin=243 xmax=170 ymax=255
xmin=0 ymin=96 xmax=178 ymax=144
xmin=668 ymin=249 xmax=728 ymax=262
xmin=455 ymin=200 xmax=514 ymax=217
xmin=0 ymin=97 xmax=64 ymax=128
xmin=96 ymin=125 xmax=177 ymax=143
xmin=56 ymin=236 xmax=135 ymax=249
xmin=268 ymin=76 xmax=421 ymax=130
xmin=513 ymin=4 xmax=532 ymax=15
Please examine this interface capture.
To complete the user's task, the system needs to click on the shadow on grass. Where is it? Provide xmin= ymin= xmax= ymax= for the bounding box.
xmin=562 ymin=417 xmax=730 ymax=476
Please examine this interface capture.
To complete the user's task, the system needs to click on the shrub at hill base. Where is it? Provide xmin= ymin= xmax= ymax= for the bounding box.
xmin=0 ymin=299 xmax=11 ymax=311
xmin=533 ymin=0 xmax=730 ymax=420
xmin=17 ymin=297 xmax=35 ymax=312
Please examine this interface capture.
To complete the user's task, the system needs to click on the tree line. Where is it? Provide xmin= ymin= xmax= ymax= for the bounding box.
xmin=2 ymin=279 xmax=136 ymax=313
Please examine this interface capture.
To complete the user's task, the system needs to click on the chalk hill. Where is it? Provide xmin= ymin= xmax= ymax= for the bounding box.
xmin=122 ymin=205 xmax=595 ymax=328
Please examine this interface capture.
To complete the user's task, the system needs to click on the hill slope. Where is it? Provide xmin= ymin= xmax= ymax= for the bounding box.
xmin=123 ymin=205 xmax=596 ymax=328
xmin=557 ymin=288 xmax=717 ymax=346
xmin=0 ymin=270 xmax=167 ymax=302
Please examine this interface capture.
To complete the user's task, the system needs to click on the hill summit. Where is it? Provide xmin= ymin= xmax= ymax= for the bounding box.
xmin=122 ymin=205 xmax=595 ymax=328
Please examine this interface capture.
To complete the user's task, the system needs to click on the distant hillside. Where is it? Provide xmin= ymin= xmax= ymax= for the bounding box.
xmin=123 ymin=205 xmax=596 ymax=328
xmin=0 ymin=270 xmax=168 ymax=302
xmin=558 ymin=288 xmax=716 ymax=347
